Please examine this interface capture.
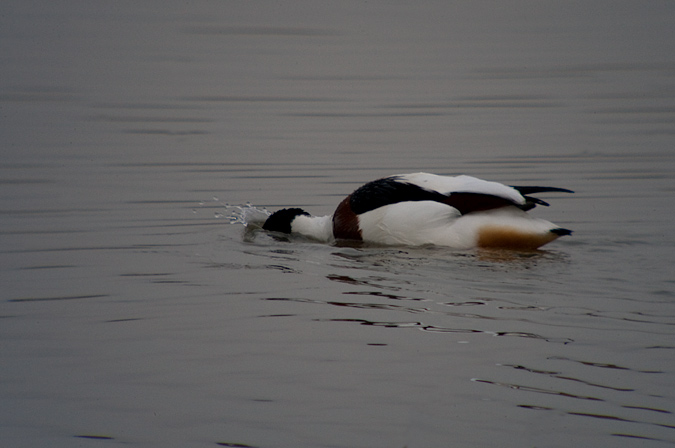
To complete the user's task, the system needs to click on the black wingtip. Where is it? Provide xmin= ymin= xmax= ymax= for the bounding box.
xmin=262 ymin=208 xmax=310 ymax=234
xmin=551 ymin=228 xmax=573 ymax=236
xmin=512 ymin=186 xmax=573 ymax=211
xmin=512 ymin=186 xmax=574 ymax=195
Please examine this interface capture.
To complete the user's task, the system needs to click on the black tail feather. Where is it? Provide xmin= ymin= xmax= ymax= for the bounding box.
xmin=511 ymin=186 xmax=573 ymax=211
xmin=511 ymin=186 xmax=574 ymax=195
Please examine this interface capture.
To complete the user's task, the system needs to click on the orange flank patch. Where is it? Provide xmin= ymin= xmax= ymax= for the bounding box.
xmin=477 ymin=226 xmax=559 ymax=250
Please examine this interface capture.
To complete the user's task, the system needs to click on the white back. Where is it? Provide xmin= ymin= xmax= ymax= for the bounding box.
xmin=395 ymin=173 xmax=525 ymax=205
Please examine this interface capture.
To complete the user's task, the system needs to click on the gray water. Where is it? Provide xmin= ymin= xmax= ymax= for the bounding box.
xmin=2 ymin=1 xmax=675 ymax=447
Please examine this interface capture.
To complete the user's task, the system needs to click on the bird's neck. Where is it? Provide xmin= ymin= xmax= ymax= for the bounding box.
xmin=292 ymin=215 xmax=334 ymax=242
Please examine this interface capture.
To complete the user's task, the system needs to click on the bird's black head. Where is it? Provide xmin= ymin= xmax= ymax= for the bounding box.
xmin=262 ymin=208 xmax=310 ymax=234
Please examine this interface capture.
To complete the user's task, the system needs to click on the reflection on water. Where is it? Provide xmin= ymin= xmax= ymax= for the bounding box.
xmin=2 ymin=1 xmax=675 ymax=447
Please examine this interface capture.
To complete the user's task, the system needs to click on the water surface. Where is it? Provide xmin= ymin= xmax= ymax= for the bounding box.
xmin=1 ymin=1 xmax=674 ymax=447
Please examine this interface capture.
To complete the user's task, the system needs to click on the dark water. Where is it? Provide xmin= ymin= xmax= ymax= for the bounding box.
xmin=2 ymin=1 xmax=675 ymax=447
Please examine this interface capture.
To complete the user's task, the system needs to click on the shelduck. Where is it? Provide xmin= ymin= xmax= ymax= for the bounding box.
xmin=263 ymin=173 xmax=573 ymax=250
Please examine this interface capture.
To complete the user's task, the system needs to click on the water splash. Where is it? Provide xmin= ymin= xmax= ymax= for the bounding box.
xmin=227 ymin=203 xmax=270 ymax=228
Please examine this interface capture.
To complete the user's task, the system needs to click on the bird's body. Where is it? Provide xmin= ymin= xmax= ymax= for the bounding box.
xmin=263 ymin=173 xmax=572 ymax=250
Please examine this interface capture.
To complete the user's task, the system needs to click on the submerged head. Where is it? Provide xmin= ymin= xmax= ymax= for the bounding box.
xmin=262 ymin=208 xmax=310 ymax=234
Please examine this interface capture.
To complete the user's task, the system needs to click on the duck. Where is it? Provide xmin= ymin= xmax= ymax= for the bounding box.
xmin=262 ymin=172 xmax=573 ymax=250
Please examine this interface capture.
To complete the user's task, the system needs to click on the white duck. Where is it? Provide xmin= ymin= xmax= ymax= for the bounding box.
xmin=262 ymin=173 xmax=573 ymax=250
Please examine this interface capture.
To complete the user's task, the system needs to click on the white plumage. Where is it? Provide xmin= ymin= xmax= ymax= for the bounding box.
xmin=397 ymin=173 xmax=525 ymax=205
xmin=262 ymin=173 xmax=573 ymax=250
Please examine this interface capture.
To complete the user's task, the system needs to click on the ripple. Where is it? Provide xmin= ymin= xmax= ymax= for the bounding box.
xmin=216 ymin=442 xmax=259 ymax=448
xmin=548 ymin=356 xmax=664 ymax=374
xmin=8 ymin=294 xmax=108 ymax=303
xmin=471 ymin=378 xmax=603 ymax=401
xmin=569 ymin=411 xmax=675 ymax=431
xmin=612 ymin=433 xmax=664 ymax=442
xmin=343 ymin=290 xmax=418 ymax=301
xmin=264 ymin=298 xmax=429 ymax=315
xmin=74 ymin=434 xmax=114 ymax=440
xmin=621 ymin=405 xmax=672 ymax=415
xmin=314 ymin=317 xmax=572 ymax=343
xmin=502 ymin=363 xmax=635 ymax=392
